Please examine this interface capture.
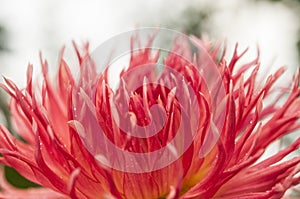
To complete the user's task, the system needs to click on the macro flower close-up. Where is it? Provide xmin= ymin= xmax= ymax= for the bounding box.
xmin=0 ymin=27 xmax=299 ymax=199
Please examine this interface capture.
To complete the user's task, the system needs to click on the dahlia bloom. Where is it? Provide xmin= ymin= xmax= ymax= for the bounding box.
xmin=0 ymin=33 xmax=299 ymax=199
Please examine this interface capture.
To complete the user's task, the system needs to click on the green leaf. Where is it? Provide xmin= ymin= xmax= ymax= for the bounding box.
xmin=4 ymin=166 xmax=40 ymax=189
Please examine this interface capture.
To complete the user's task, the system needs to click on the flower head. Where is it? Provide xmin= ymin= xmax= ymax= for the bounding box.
xmin=0 ymin=29 xmax=299 ymax=199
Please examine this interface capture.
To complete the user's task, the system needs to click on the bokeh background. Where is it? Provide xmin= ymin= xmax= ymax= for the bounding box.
xmin=0 ymin=0 xmax=299 ymax=195
xmin=0 ymin=0 xmax=299 ymax=86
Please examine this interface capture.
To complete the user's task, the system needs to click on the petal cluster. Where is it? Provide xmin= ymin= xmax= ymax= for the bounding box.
xmin=0 ymin=37 xmax=299 ymax=199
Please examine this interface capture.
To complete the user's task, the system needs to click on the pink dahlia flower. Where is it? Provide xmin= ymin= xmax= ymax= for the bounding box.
xmin=0 ymin=33 xmax=299 ymax=199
